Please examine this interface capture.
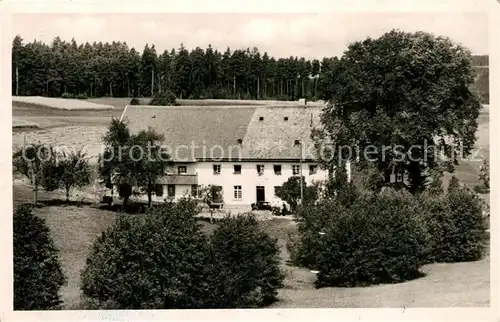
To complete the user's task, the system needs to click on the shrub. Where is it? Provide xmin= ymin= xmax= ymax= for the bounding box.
xmin=476 ymin=159 xmax=490 ymax=193
xmin=129 ymin=97 xmax=140 ymax=105
xmin=61 ymin=92 xmax=74 ymax=99
xmin=423 ymin=185 xmax=489 ymax=263
xmin=80 ymin=200 xmax=211 ymax=309
xmin=271 ymin=206 xmax=282 ymax=216
xmin=207 ymin=215 xmax=285 ymax=307
xmin=13 ymin=204 xmax=66 ymax=310
xmin=76 ymin=94 xmax=88 ymax=99
xmin=474 ymin=184 xmax=489 ymax=194
xmin=81 ymin=201 xmax=284 ymax=308
xmin=297 ymin=190 xmax=431 ymax=288
xmin=149 ymin=90 xmax=177 ymax=106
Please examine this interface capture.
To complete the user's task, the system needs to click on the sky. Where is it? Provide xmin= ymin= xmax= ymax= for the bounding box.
xmin=12 ymin=12 xmax=488 ymax=58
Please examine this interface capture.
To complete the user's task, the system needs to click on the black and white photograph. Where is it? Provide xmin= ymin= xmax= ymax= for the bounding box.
xmin=3 ymin=0 xmax=497 ymax=320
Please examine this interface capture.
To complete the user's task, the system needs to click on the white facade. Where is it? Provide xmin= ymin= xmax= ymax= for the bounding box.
xmin=116 ymin=160 xmax=342 ymax=209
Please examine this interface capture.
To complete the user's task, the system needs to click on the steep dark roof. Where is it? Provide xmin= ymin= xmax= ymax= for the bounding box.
xmin=120 ymin=105 xmax=323 ymax=161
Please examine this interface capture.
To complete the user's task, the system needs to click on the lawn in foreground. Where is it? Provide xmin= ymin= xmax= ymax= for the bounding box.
xmin=32 ymin=204 xmax=489 ymax=309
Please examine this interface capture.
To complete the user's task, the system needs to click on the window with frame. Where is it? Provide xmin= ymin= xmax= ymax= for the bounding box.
xmin=309 ymin=164 xmax=317 ymax=175
xmin=234 ymin=185 xmax=242 ymax=199
xmin=155 ymin=184 xmax=163 ymax=197
xmin=292 ymin=164 xmax=300 ymax=175
xmin=273 ymin=164 xmax=282 ymax=175
xmin=167 ymin=184 xmax=175 ymax=197
xmin=213 ymin=164 xmax=221 ymax=175
xmin=274 ymin=186 xmax=280 ymax=196
xmin=233 ymin=164 xmax=242 ymax=174
xmin=178 ymin=166 xmax=187 ymax=174
xmin=257 ymin=164 xmax=265 ymax=175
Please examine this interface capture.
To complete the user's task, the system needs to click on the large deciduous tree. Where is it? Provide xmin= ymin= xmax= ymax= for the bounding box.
xmin=129 ymin=129 xmax=172 ymax=207
xmin=318 ymin=30 xmax=482 ymax=193
xmin=99 ymin=118 xmax=134 ymax=206
xmin=99 ymin=119 xmax=171 ymax=207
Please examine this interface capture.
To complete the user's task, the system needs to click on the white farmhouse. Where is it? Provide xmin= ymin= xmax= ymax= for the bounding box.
xmin=114 ymin=104 xmax=350 ymax=212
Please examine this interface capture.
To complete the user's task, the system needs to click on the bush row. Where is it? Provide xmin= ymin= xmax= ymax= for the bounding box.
xmin=80 ymin=199 xmax=285 ymax=309
xmin=289 ymin=181 xmax=489 ymax=288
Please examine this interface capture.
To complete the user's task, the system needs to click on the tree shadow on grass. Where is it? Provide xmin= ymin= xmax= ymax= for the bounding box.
xmin=313 ymin=269 xmax=427 ymax=289
xmin=16 ymin=199 xmax=94 ymax=209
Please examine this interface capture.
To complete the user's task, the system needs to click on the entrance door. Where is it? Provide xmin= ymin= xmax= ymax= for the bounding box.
xmin=256 ymin=186 xmax=265 ymax=202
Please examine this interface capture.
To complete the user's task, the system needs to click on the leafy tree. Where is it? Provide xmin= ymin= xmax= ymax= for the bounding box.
xmin=14 ymin=205 xmax=67 ymax=310
xmin=13 ymin=144 xmax=59 ymax=204
xmin=128 ymin=129 xmax=172 ymax=206
xmin=318 ymin=30 xmax=482 ymax=193
xmin=53 ymin=149 xmax=93 ymax=202
xmin=98 ymin=119 xmax=133 ymax=206
xmin=275 ymin=176 xmax=318 ymax=211
xmin=199 ymin=184 xmax=224 ymax=205
xmin=99 ymin=119 xmax=171 ymax=207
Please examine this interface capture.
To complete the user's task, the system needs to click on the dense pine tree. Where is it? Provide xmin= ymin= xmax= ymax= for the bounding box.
xmin=11 ymin=35 xmax=489 ymax=103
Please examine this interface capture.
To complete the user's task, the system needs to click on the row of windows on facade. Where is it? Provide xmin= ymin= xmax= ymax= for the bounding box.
xmin=153 ymin=184 xmax=279 ymax=201
xmin=174 ymin=164 xmax=317 ymax=176
xmin=213 ymin=164 xmax=317 ymax=175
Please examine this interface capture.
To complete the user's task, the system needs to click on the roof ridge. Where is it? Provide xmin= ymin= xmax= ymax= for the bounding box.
xmin=125 ymin=105 xmax=322 ymax=109
xmin=125 ymin=105 xmax=260 ymax=109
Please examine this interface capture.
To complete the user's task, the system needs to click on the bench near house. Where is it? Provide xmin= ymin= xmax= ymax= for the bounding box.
xmin=113 ymin=104 xmax=351 ymax=212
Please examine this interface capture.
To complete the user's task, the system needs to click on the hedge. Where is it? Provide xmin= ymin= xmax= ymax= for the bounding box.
xmin=13 ymin=205 xmax=67 ymax=310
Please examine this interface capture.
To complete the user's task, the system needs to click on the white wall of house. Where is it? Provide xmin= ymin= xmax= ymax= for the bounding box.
xmin=114 ymin=160 xmax=350 ymax=207
xmin=195 ymin=161 xmax=329 ymax=207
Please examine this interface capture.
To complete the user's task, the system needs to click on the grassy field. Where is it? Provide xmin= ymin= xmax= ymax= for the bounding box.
xmin=13 ymin=96 xmax=115 ymax=110
xmin=16 ymin=196 xmax=488 ymax=309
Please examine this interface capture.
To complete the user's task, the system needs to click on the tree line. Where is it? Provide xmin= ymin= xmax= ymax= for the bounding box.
xmin=13 ymin=35 xmax=488 ymax=103
xmin=12 ymin=35 xmax=336 ymax=100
